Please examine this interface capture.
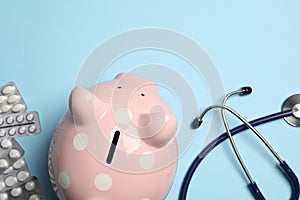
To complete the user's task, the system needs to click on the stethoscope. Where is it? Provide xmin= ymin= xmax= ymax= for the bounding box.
xmin=179 ymin=86 xmax=300 ymax=200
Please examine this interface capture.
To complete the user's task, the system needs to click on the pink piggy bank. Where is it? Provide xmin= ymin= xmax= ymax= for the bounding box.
xmin=49 ymin=73 xmax=178 ymax=200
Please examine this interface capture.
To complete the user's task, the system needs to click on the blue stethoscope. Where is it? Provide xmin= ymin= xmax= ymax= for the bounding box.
xmin=179 ymin=87 xmax=300 ymax=200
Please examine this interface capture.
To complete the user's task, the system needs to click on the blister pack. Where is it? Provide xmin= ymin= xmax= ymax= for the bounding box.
xmin=0 ymin=139 xmax=24 ymax=175
xmin=0 ymin=155 xmax=30 ymax=192
xmin=0 ymin=82 xmax=44 ymax=199
xmin=0 ymin=82 xmax=27 ymax=115
xmin=0 ymin=177 xmax=43 ymax=200
xmin=0 ymin=111 xmax=41 ymax=138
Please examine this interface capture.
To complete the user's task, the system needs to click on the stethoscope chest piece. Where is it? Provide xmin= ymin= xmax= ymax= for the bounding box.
xmin=282 ymin=94 xmax=300 ymax=127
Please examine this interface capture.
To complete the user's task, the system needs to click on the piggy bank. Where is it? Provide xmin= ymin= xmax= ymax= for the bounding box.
xmin=48 ymin=73 xmax=178 ymax=200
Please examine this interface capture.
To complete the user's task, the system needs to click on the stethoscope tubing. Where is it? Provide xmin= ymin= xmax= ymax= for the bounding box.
xmin=179 ymin=109 xmax=296 ymax=200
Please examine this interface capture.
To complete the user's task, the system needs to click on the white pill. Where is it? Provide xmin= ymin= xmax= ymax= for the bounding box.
xmin=10 ymin=187 xmax=22 ymax=197
xmin=17 ymin=171 xmax=30 ymax=182
xmin=16 ymin=115 xmax=24 ymax=123
xmin=6 ymin=116 xmax=14 ymax=124
xmin=26 ymin=113 xmax=34 ymax=121
xmin=28 ymin=126 xmax=36 ymax=133
xmin=29 ymin=195 xmax=40 ymax=200
xmin=3 ymin=167 xmax=13 ymax=175
xmin=13 ymin=159 xmax=25 ymax=169
xmin=0 ymin=130 xmax=5 ymax=137
xmin=4 ymin=176 xmax=17 ymax=187
xmin=8 ymin=128 xmax=16 ymax=136
xmin=7 ymin=95 xmax=20 ymax=104
xmin=0 ymin=182 xmax=5 ymax=191
xmin=12 ymin=104 xmax=25 ymax=113
xmin=0 ymin=159 xmax=9 ymax=169
xmin=9 ymin=149 xmax=21 ymax=159
xmin=25 ymin=181 xmax=36 ymax=191
xmin=0 ymin=105 xmax=11 ymax=113
xmin=0 ymin=192 xmax=8 ymax=200
xmin=2 ymin=86 xmax=15 ymax=95
xmin=18 ymin=126 xmax=26 ymax=134
xmin=1 ymin=139 xmax=12 ymax=149
xmin=0 ymin=118 xmax=3 ymax=125
xmin=0 ymin=96 xmax=7 ymax=104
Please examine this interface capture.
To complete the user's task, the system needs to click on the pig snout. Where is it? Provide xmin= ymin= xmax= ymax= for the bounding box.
xmin=138 ymin=106 xmax=177 ymax=147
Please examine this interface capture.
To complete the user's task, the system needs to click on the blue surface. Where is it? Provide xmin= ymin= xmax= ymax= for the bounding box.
xmin=0 ymin=1 xmax=300 ymax=199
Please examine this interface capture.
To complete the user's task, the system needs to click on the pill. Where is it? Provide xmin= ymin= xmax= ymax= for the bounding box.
xmin=16 ymin=115 xmax=24 ymax=123
xmin=12 ymin=104 xmax=25 ymax=113
xmin=25 ymin=181 xmax=36 ymax=191
xmin=0 ymin=118 xmax=3 ymax=125
xmin=13 ymin=159 xmax=25 ymax=169
xmin=8 ymin=128 xmax=16 ymax=136
xmin=10 ymin=187 xmax=22 ymax=197
xmin=0 ymin=193 xmax=8 ymax=200
xmin=3 ymin=167 xmax=13 ymax=175
xmin=19 ymin=126 xmax=26 ymax=134
xmin=6 ymin=117 xmax=14 ymax=124
xmin=0 ymin=96 xmax=7 ymax=104
xmin=28 ymin=126 xmax=36 ymax=133
xmin=0 ymin=105 xmax=11 ymax=113
xmin=26 ymin=113 xmax=34 ymax=121
xmin=0 ymin=130 xmax=5 ymax=137
xmin=17 ymin=171 xmax=30 ymax=182
xmin=7 ymin=95 xmax=20 ymax=104
xmin=1 ymin=139 xmax=12 ymax=149
xmin=0 ymin=159 xmax=9 ymax=169
xmin=2 ymin=86 xmax=15 ymax=95
xmin=0 ymin=182 xmax=5 ymax=191
xmin=29 ymin=194 xmax=40 ymax=200
xmin=9 ymin=149 xmax=21 ymax=159
xmin=4 ymin=176 xmax=17 ymax=187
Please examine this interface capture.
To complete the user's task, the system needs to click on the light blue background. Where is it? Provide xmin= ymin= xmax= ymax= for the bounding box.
xmin=0 ymin=1 xmax=300 ymax=199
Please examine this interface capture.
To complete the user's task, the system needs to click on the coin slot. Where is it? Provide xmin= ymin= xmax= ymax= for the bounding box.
xmin=106 ymin=130 xmax=120 ymax=164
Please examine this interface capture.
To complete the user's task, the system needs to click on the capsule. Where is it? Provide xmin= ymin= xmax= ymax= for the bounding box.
xmin=7 ymin=95 xmax=20 ymax=104
xmin=12 ymin=104 xmax=25 ymax=113
xmin=2 ymin=86 xmax=15 ymax=95
xmin=0 ymin=105 xmax=11 ymax=113
xmin=0 ymin=96 xmax=7 ymax=104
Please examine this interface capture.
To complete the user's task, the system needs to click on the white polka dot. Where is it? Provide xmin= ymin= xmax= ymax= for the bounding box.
xmin=114 ymin=108 xmax=132 ymax=125
xmin=142 ymin=198 xmax=151 ymax=200
xmin=164 ymin=115 xmax=170 ymax=122
xmin=85 ymin=94 xmax=93 ymax=102
xmin=139 ymin=152 xmax=156 ymax=170
xmin=124 ymin=123 xmax=138 ymax=137
xmin=122 ymin=133 xmax=141 ymax=154
xmin=58 ymin=172 xmax=70 ymax=189
xmin=73 ymin=133 xmax=89 ymax=151
xmin=94 ymin=173 xmax=113 ymax=191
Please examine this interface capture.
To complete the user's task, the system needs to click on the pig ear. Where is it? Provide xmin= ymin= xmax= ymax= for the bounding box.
xmin=114 ymin=73 xmax=127 ymax=80
xmin=69 ymin=86 xmax=107 ymax=125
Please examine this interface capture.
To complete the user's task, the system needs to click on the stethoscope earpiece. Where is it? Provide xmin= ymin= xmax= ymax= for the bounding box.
xmin=191 ymin=118 xmax=202 ymax=129
xmin=240 ymin=86 xmax=252 ymax=96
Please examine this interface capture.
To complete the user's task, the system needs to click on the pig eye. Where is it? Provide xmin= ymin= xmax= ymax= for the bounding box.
xmin=117 ymin=86 xmax=122 ymax=89
xmin=141 ymin=93 xmax=145 ymax=97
